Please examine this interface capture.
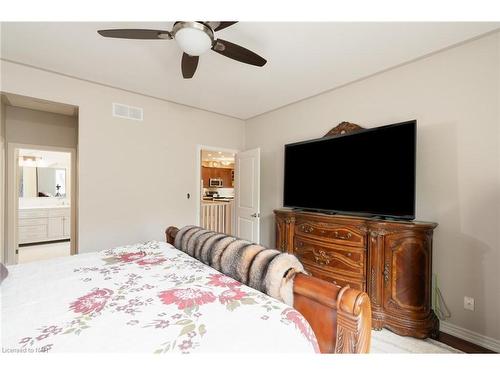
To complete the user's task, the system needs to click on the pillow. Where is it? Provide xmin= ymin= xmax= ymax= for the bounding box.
xmin=0 ymin=263 xmax=8 ymax=284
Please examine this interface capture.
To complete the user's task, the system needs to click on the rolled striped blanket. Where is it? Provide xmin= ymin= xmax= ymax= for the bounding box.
xmin=173 ymin=225 xmax=305 ymax=305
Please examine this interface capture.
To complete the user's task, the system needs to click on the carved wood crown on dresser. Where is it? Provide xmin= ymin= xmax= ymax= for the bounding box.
xmin=275 ymin=209 xmax=438 ymax=339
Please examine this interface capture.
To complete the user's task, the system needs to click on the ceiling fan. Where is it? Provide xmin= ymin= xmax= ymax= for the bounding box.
xmin=97 ymin=21 xmax=267 ymax=79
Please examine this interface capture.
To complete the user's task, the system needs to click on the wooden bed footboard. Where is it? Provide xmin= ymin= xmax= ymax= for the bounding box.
xmin=165 ymin=226 xmax=371 ymax=353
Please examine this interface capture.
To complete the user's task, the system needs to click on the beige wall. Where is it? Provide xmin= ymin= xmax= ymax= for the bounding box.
xmin=5 ymin=106 xmax=78 ymax=147
xmin=1 ymin=60 xmax=245 ymax=254
xmin=246 ymin=32 xmax=500 ymax=341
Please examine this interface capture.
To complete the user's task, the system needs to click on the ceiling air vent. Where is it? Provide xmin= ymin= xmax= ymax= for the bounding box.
xmin=112 ymin=103 xmax=143 ymax=121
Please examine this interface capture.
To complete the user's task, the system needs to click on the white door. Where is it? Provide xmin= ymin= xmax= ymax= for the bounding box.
xmin=234 ymin=148 xmax=260 ymax=243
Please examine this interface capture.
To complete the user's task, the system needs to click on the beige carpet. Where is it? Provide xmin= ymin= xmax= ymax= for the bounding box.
xmin=370 ymin=329 xmax=462 ymax=353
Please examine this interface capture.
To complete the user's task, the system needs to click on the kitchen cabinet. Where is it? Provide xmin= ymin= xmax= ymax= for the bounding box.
xmin=201 ymin=167 xmax=234 ymax=188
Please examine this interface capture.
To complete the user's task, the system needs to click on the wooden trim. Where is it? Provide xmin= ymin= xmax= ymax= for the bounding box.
xmin=324 ymin=121 xmax=365 ymax=137
xmin=439 ymin=320 xmax=500 ymax=353
xmin=437 ymin=331 xmax=496 ymax=354
xmin=165 ymin=225 xmax=372 ymax=353
xmin=165 ymin=226 xmax=179 ymax=246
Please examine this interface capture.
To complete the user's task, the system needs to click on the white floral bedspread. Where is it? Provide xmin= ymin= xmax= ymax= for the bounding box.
xmin=1 ymin=241 xmax=319 ymax=353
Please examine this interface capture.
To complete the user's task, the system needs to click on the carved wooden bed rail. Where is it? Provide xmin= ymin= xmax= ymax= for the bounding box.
xmin=165 ymin=226 xmax=372 ymax=353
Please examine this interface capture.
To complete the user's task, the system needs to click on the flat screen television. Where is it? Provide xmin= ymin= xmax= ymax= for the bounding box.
xmin=283 ymin=120 xmax=416 ymax=219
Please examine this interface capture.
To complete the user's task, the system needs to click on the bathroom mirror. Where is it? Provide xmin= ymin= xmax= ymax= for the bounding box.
xmin=19 ymin=167 xmax=67 ymax=198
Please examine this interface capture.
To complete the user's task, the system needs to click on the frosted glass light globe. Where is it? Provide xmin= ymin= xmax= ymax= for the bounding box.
xmin=175 ymin=26 xmax=212 ymax=56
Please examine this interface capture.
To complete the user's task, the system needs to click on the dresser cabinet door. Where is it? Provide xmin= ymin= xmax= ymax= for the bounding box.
xmin=63 ymin=216 xmax=71 ymax=237
xmin=382 ymin=232 xmax=431 ymax=317
xmin=48 ymin=217 xmax=64 ymax=239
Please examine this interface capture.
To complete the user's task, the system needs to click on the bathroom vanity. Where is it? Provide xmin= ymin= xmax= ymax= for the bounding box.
xmin=18 ymin=206 xmax=70 ymax=244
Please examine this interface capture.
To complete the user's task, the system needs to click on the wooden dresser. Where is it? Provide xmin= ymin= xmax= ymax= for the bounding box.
xmin=275 ymin=208 xmax=439 ymax=339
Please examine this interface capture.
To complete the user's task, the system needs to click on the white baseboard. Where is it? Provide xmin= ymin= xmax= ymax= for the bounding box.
xmin=440 ymin=321 xmax=500 ymax=353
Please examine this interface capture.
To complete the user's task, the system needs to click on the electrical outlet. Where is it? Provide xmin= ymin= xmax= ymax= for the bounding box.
xmin=464 ymin=296 xmax=475 ymax=311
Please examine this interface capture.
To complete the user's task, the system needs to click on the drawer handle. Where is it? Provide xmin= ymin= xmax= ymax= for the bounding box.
xmin=346 ymin=252 xmax=352 ymax=257
xmin=333 ymin=231 xmax=352 ymax=240
xmin=312 ymin=249 xmax=331 ymax=266
xmin=299 ymin=224 xmax=314 ymax=233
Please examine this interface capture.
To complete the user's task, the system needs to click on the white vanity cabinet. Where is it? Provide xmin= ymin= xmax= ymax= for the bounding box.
xmin=18 ymin=207 xmax=71 ymax=244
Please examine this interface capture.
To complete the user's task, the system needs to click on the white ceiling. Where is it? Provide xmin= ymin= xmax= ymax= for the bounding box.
xmin=201 ymin=149 xmax=235 ymax=164
xmin=2 ymin=22 xmax=499 ymax=119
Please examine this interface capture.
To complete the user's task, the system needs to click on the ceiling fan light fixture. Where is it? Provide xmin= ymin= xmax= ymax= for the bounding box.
xmin=97 ymin=21 xmax=267 ymax=79
xmin=173 ymin=22 xmax=214 ymax=56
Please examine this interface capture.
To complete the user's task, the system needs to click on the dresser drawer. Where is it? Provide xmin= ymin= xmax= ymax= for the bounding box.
xmin=306 ymin=264 xmax=366 ymax=291
xmin=18 ymin=224 xmax=48 ymax=243
xmin=18 ymin=209 xmax=49 ymax=219
xmin=295 ymin=219 xmax=366 ymax=247
xmin=294 ymin=236 xmax=365 ymax=279
xmin=18 ymin=218 xmax=48 ymax=227
xmin=49 ymin=208 xmax=70 ymax=217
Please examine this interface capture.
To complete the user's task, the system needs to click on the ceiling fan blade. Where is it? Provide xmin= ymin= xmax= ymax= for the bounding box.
xmin=181 ymin=53 xmax=199 ymax=79
xmin=212 ymin=39 xmax=266 ymax=67
xmin=97 ymin=29 xmax=171 ymax=40
xmin=213 ymin=22 xmax=238 ymax=31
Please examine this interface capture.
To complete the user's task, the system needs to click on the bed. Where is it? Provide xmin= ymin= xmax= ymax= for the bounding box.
xmin=1 ymin=227 xmax=371 ymax=353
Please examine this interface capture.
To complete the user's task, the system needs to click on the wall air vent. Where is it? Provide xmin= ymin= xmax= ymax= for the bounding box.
xmin=112 ymin=103 xmax=143 ymax=121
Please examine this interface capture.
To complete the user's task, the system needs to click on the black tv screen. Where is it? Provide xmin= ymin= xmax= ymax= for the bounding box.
xmin=283 ymin=120 xmax=416 ymax=219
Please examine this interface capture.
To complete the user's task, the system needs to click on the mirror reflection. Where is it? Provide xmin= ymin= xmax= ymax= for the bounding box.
xmin=19 ymin=166 xmax=67 ymax=198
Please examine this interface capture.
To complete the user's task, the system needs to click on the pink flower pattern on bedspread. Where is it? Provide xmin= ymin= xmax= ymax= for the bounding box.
xmin=3 ymin=241 xmax=319 ymax=354
xmin=159 ymin=288 xmax=216 ymax=309
xmin=207 ymin=273 xmax=241 ymax=288
xmin=118 ymin=251 xmax=147 ymax=263
xmin=69 ymin=288 xmax=114 ymax=314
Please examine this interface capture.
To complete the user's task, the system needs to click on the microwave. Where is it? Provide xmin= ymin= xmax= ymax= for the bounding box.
xmin=209 ymin=178 xmax=223 ymax=187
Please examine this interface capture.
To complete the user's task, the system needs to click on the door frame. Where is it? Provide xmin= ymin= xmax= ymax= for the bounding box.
xmin=195 ymin=144 xmax=239 ymax=230
xmin=6 ymin=142 xmax=78 ymax=264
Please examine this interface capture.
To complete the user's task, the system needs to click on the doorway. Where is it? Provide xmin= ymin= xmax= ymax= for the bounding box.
xmin=15 ymin=147 xmax=74 ymax=263
xmin=197 ymin=146 xmax=236 ymax=235
xmin=195 ymin=145 xmax=261 ymax=243
xmin=2 ymin=92 xmax=79 ymax=265
xmin=8 ymin=145 xmax=77 ymax=264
